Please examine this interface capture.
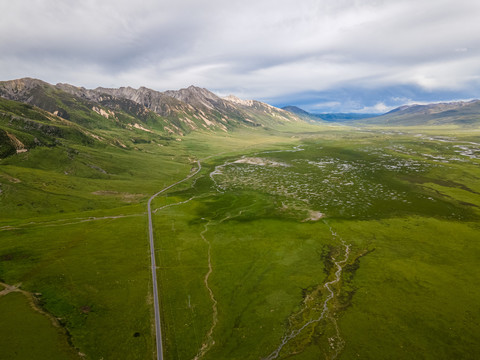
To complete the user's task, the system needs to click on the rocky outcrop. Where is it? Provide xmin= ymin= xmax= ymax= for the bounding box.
xmin=0 ymin=78 xmax=51 ymax=100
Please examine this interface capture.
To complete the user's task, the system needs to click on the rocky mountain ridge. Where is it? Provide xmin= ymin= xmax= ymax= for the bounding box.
xmin=0 ymin=78 xmax=302 ymax=136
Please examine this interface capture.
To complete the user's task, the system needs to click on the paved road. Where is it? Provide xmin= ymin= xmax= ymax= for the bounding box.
xmin=147 ymin=161 xmax=202 ymax=360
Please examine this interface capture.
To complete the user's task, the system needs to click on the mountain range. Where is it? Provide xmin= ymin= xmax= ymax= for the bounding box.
xmin=0 ymin=78 xmax=302 ymax=157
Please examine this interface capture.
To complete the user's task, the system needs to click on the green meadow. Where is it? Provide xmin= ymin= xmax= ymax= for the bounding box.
xmin=1 ymin=125 xmax=480 ymax=359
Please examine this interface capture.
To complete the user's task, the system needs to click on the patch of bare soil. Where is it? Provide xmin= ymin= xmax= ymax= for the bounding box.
xmin=303 ymin=210 xmax=325 ymax=222
xmin=234 ymin=157 xmax=290 ymax=167
xmin=91 ymin=190 xmax=119 ymax=195
xmin=0 ymin=173 xmax=21 ymax=183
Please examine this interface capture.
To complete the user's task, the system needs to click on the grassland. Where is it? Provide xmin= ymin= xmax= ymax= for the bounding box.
xmin=1 ymin=123 xmax=480 ymax=359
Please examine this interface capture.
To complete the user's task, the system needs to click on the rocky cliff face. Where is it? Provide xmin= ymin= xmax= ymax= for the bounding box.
xmin=164 ymin=86 xmax=227 ymax=109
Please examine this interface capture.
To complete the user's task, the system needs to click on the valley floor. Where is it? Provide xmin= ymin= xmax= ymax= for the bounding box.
xmin=1 ymin=127 xmax=480 ymax=359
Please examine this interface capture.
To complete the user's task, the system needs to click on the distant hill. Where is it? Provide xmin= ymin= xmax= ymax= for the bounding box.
xmin=280 ymin=106 xmax=320 ymax=123
xmin=359 ymin=100 xmax=480 ymax=126
xmin=281 ymin=106 xmax=311 ymax=117
xmin=315 ymin=113 xmax=380 ymax=122
xmin=282 ymin=105 xmax=379 ymax=122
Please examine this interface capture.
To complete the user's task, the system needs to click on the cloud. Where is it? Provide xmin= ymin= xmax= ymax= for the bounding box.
xmin=1 ymin=0 xmax=480 ymax=111
xmin=312 ymin=101 xmax=342 ymax=110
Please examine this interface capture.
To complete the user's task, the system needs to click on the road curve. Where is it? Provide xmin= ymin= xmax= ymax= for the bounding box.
xmin=148 ymin=160 xmax=202 ymax=360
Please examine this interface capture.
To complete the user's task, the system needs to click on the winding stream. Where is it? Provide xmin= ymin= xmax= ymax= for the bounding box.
xmin=263 ymin=224 xmax=350 ymax=360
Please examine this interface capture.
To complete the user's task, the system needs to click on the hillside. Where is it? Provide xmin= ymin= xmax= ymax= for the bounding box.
xmin=360 ymin=100 xmax=480 ymax=126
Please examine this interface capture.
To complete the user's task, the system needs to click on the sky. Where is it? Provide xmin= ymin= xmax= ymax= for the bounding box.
xmin=1 ymin=0 xmax=480 ymax=113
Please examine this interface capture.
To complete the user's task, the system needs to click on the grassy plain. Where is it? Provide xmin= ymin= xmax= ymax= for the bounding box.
xmin=1 ymin=124 xmax=480 ymax=359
